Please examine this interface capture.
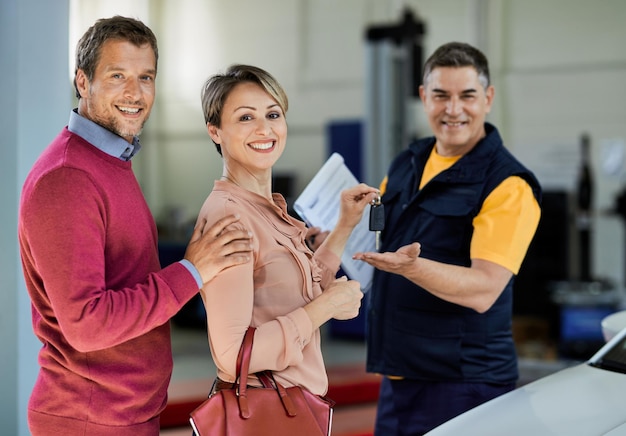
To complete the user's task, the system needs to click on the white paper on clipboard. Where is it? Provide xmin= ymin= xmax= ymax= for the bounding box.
xmin=294 ymin=153 xmax=375 ymax=292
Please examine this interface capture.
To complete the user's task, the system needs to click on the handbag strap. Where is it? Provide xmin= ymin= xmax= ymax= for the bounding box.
xmin=236 ymin=327 xmax=298 ymax=418
xmin=235 ymin=326 xmax=255 ymax=383
xmin=235 ymin=326 xmax=256 ymax=418
xmin=257 ymin=370 xmax=297 ymax=417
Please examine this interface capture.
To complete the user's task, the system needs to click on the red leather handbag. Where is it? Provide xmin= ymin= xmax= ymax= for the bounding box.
xmin=189 ymin=327 xmax=335 ymax=436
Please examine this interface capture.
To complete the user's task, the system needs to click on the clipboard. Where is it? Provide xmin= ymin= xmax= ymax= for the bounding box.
xmin=294 ymin=153 xmax=375 ymax=292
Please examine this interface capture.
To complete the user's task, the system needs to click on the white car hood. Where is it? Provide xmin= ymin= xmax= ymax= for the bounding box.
xmin=425 ymin=364 xmax=626 ymax=436
xmin=606 ymin=423 xmax=626 ymax=436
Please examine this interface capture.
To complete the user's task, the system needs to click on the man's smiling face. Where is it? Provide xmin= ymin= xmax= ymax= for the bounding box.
xmin=419 ymin=66 xmax=494 ymax=157
xmin=76 ymin=39 xmax=157 ymax=143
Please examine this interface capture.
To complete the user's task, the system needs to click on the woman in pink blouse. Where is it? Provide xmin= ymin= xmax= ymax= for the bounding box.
xmin=196 ymin=64 xmax=378 ymax=397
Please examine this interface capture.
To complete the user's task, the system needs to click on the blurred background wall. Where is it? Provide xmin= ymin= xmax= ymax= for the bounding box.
xmin=68 ymin=0 xmax=626 ymax=287
xmin=4 ymin=0 xmax=626 ymax=434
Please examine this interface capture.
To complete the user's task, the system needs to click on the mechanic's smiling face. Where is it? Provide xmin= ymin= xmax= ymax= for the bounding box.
xmin=419 ymin=66 xmax=494 ymax=157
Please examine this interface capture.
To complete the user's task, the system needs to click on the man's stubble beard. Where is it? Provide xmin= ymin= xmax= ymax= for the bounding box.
xmin=86 ymin=98 xmax=150 ymax=140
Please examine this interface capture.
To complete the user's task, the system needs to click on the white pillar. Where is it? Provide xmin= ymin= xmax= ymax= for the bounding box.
xmin=0 ymin=0 xmax=70 ymax=434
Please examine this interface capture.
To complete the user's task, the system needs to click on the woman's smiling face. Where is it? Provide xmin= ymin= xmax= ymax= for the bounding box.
xmin=208 ymin=81 xmax=287 ymax=174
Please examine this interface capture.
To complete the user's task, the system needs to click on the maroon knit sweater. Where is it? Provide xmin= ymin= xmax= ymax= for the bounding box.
xmin=19 ymin=128 xmax=199 ymax=435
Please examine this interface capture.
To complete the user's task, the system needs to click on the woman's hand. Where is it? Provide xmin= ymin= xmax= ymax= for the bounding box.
xmin=318 ymin=184 xmax=379 ymax=259
xmin=336 ymin=183 xmax=380 ymax=230
xmin=304 ymin=276 xmax=363 ymax=329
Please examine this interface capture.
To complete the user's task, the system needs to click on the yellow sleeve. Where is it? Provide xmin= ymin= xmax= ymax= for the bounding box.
xmin=470 ymin=176 xmax=541 ymax=274
xmin=379 ymin=176 xmax=388 ymax=195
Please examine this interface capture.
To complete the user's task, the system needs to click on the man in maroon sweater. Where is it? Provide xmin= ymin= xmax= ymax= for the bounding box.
xmin=18 ymin=16 xmax=252 ymax=435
